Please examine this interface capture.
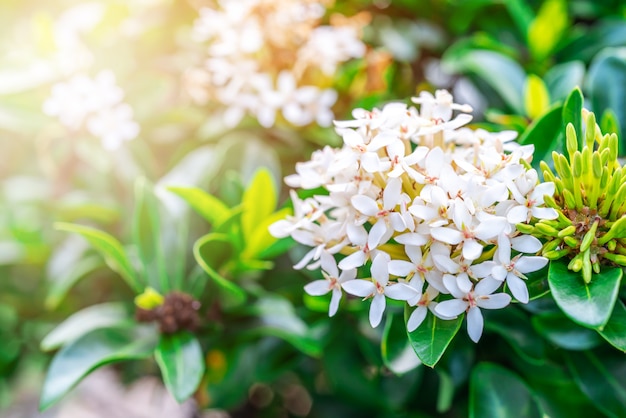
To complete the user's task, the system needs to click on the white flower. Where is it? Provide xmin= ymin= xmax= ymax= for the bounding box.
xmin=304 ymin=252 xmax=356 ymax=317
xmin=435 ymin=277 xmax=511 ymax=342
xmin=506 ymin=174 xmax=558 ymax=223
xmin=87 ymin=104 xmax=140 ymax=150
xmin=342 ymin=253 xmax=418 ymax=327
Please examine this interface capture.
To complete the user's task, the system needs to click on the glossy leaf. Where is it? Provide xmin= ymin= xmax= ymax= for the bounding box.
xmin=484 ymin=308 xmax=546 ymax=365
xmin=562 ymin=87 xmax=584 ymax=151
xmin=548 ymin=259 xmax=622 ymax=328
xmin=565 ymin=351 xmax=626 ymax=418
xmin=40 ymin=303 xmax=129 ymax=352
xmin=519 ymin=104 xmax=563 ymax=169
xmin=532 ymin=312 xmax=602 ymax=350
xmin=155 ymin=331 xmax=205 ymax=403
xmin=470 ymin=363 xmax=541 ymax=418
xmin=241 ymin=168 xmax=277 ymax=243
xmin=167 ymin=186 xmax=230 ymax=228
xmin=193 ymin=233 xmax=246 ymax=308
xmin=528 ymin=0 xmax=568 ymax=62
xmin=524 ymin=74 xmax=550 ymax=119
xmin=441 ymin=49 xmax=526 ymax=113
xmin=40 ymin=326 xmax=158 ymax=411
xmin=405 ymin=307 xmax=462 ymax=368
xmin=382 ymin=312 xmax=421 ymax=375
xmin=55 ymin=222 xmax=141 ymax=292
xmin=598 ymin=300 xmax=626 ymax=351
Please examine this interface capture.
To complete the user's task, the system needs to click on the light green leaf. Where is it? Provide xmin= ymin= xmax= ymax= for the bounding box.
xmin=544 ymin=62 xmax=585 ymax=102
xmin=528 ymin=0 xmax=568 ymax=62
xmin=381 ymin=312 xmax=421 ymax=375
xmin=241 ymin=168 xmax=277 ymax=242
xmin=524 ymin=74 xmax=550 ymax=119
xmin=167 ymin=186 xmax=231 ymax=228
xmin=531 ymin=312 xmax=602 ymax=350
xmin=562 ymin=87 xmax=584 ymax=151
xmin=598 ymin=300 xmax=626 ymax=352
xmin=40 ymin=303 xmax=129 ymax=352
xmin=601 ymin=109 xmax=621 ymax=137
xmin=155 ymin=331 xmax=205 ymax=403
xmin=405 ymin=307 xmax=462 ymax=368
xmin=470 ymin=363 xmax=542 ymax=418
xmin=45 ymin=255 xmax=105 ymax=310
xmin=54 ymin=222 xmax=141 ymax=293
xmin=39 ymin=326 xmax=158 ymax=411
xmin=548 ymin=259 xmax=622 ymax=329
xmin=565 ymin=351 xmax=626 ymax=418
xmin=193 ymin=233 xmax=246 ymax=308
xmin=242 ymin=207 xmax=292 ymax=260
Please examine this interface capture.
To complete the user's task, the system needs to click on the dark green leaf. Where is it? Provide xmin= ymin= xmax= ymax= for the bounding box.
xmin=565 ymin=351 xmax=626 ymax=418
xmin=519 ymin=104 xmax=563 ymax=169
xmin=381 ymin=312 xmax=421 ymax=375
xmin=532 ymin=312 xmax=602 ymax=350
xmin=598 ymin=300 xmax=626 ymax=352
xmin=155 ymin=331 xmax=205 ymax=403
xmin=470 ymin=363 xmax=542 ymax=418
xmin=503 ymin=0 xmax=534 ymax=37
xmin=39 ymin=326 xmax=158 ymax=411
xmin=484 ymin=307 xmax=546 ymax=364
xmin=40 ymin=303 xmax=129 ymax=352
xmin=166 ymin=186 xmax=230 ymax=228
xmin=405 ymin=307 xmax=462 ymax=368
xmin=193 ymin=233 xmax=246 ymax=308
xmin=562 ymin=87 xmax=584 ymax=150
xmin=548 ymin=260 xmax=622 ymax=328
xmin=54 ymin=222 xmax=141 ymax=292
xmin=558 ymin=19 xmax=626 ymax=63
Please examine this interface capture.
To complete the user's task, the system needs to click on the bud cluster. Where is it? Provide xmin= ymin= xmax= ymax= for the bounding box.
xmin=136 ymin=291 xmax=202 ymax=334
xmin=529 ymin=111 xmax=626 ymax=283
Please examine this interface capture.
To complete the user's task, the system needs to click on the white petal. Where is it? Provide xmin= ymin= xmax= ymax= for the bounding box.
xmin=388 ymin=260 xmax=416 ymax=277
xmin=369 ymin=294 xmax=386 ymax=328
xmin=395 ymin=232 xmax=428 ymax=246
xmin=338 ymin=251 xmax=367 ymax=270
xmin=471 ymin=261 xmax=495 ymax=279
xmin=474 ymin=277 xmax=502 ymax=296
xmin=371 ymin=253 xmax=390 ymax=285
xmin=341 ymin=279 xmax=375 ymax=297
xmin=384 ymin=178 xmax=402 ymax=210
xmin=515 ymin=256 xmax=548 ymax=274
xmin=531 ymin=182 xmax=555 ymax=203
xmin=467 ymin=306 xmax=483 ymax=342
xmin=506 ymin=205 xmax=529 ymax=224
xmin=435 ymin=299 xmax=467 ymax=317
xmin=346 ymin=223 xmax=368 ymax=246
xmin=462 ymin=239 xmax=483 ymax=261
xmin=474 ymin=219 xmax=506 ymax=240
xmin=351 ymin=195 xmax=379 ymax=216
xmin=492 ymin=265 xmax=508 ymax=281
xmin=329 ymin=288 xmax=342 ymax=317
xmin=320 ymin=252 xmax=338 ymax=278
xmin=443 ymin=274 xmax=464 ymax=298
xmin=511 ymin=235 xmax=542 ymax=254
xmin=385 ymin=283 xmax=419 ymax=300
xmin=304 ymin=280 xmax=330 ymax=296
xmin=457 ymin=273 xmax=473 ymax=294
xmin=407 ymin=306 xmax=427 ymax=332
xmin=507 ymin=274 xmax=529 ymax=303
xmin=431 ymin=227 xmax=463 ymax=245
xmin=361 ymin=152 xmax=381 ymax=173
xmin=476 ymin=293 xmax=511 ymax=309
xmin=531 ymin=206 xmax=558 ymax=220
xmin=409 ymin=204 xmax=436 ymax=221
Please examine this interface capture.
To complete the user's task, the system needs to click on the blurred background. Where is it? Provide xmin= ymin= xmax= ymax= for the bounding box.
xmin=1 ymin=0 xmax=626 ymax=417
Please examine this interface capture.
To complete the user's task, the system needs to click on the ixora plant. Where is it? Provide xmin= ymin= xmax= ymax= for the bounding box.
xmin=270 ymin=87 xmax=626 ymax=368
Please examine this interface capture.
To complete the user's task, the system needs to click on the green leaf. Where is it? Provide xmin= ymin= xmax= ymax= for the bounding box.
xmin=241 ymin=168 xmax=277 ymax=242
xmin=405 ymin=307 xmax=462 ymax=368
xmin=532 ymin=312 xmax=602 ymax=350
xmin=548 ymin=260 xmax=622 ymax=329
xmin=39 ymin=326 xmax=158 ymax=411
xmin=601 ymin=109 xmax=621 ymax=137
xmin=586 ymin=47 xmax=626 ymax=156
xmin=441 ymin=49 xmax=526 ymax=114
xmin=133 ymin=178 xmax=168 ymax=291
xmin=484 ymin=308 xmax=546 ymax=365
xmin=598 ymin=300 xmax=626 ymax=352
xmin=544 ymin=61 xmax=585 ymax=102
xmin=524 ymin=74 xmax=550 ymax=119
xmin=562 ymin=87 xmax=584 ymax=151
xmin=503 ymin=0 xmax=534 ymax=37
xmin=193 ymin=233 xmax=246 ymax=308
xmin=45 ymin=254 xmax=105 ymax=310
xmin=382 ymin=312 xmax=421 ymax=375
xmin=519 ymin=104 xmax=563 ymax=170
xmin=155 ymin=331 xmax=205 ymax=403
xmin=242 ymin=207 xmax=292 ymax=260
xmin=54 ymin=222 xmax=141 ymax=293
xmin=470 ymin=363 xmax=542 ymax=418
xmin=565 ymin=351 xmax=626 ymax=418
xmin=528 ymin=0 xmax=568 ymax=62
xmin=40 ymin=303 xmax=130 ymax=352
xmin=167 ymin=186 xmax=230 ymax=228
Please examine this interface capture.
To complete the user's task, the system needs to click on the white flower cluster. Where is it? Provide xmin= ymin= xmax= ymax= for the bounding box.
xmin=270 ymin=90 xmax=558 ymax=342
xmin=43 ymin=70 xmax=140 ymax=150
xmin=186 ymin=0 xmax=366 ymax=128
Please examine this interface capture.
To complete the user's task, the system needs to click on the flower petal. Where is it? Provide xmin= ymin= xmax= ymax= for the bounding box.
xmin=435 ymin=299 xmax=467 ymax=317
xmin=351 ymin=195 xmax=379 ymax=216
xmin=338 ymin=250 xmax=367 ymax=270
xmin=476 ymin=293 xmax=511 ymax=309
xmin=467 ymin=306 xmax=484 ymax=342
xmin=385 ymin=283 xmax=419 ymax=300
xmin=474 ymin=277 xmax=502 ymax=296
xmin=304 ymin=280 xmax=330 ymax=296
xmin=511 ymin=235 xmax=542 ymax=254
xmin=329 ymin=288 xmax=342 ymax=317
xmin=388 ymin=260 xmax=416 ymax=277
xmin=407 ymin=306 xmax=427 ymax=332
xmin=431 ymin=227 xmax=463 ymax=245
xmin=506 ymin=205 xmax=529 ymax=224
xmin=462 ymin=238 xmax=483 ymax=261
xmin=341 ymin=279 xmax=375 ymax=297
xmin=369 ymin=294 xmax=386 ymax=328
xmin=515 ymin=256 xmax=548 ymax=274
xmin=531 ymin=206 xmax=558 ymax=220
xmin=506 ymin=273 xmax=529 ymax=303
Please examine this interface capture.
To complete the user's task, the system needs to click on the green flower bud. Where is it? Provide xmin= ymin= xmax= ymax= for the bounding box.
xmin=563 ymin=236 xmax=579 ymax=247
xmin=557 ymin=225 xmax=577 ymax=237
